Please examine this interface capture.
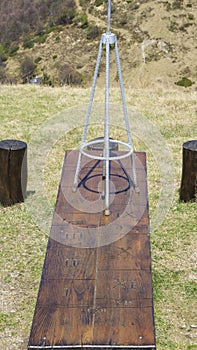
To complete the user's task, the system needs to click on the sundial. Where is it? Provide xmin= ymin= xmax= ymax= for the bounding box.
xmin=28 ymin=1 xmax=156 ymax=349
xmin=72 ymin=0 xmax=137 ymax=216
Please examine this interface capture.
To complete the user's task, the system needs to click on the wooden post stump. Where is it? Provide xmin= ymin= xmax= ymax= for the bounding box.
xmin=0 ymin=139 xmax=27 ymax=206
xmin=180 ymin=140 xmax=197 ymax=202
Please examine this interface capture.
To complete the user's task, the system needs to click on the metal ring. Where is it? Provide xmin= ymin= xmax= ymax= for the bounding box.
xmin=80 ymin=139 xmax=133 ymax=161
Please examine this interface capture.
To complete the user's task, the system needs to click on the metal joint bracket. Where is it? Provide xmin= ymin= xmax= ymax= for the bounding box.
xmin=102 ymin=33 xmax=116 ymax=45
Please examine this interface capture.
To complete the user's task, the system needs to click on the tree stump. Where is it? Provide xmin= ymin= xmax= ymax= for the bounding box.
xmin=0 ymin=140 xmax=27 ymax=206
xmin=180 ymin=140 xmax=197 ymax=202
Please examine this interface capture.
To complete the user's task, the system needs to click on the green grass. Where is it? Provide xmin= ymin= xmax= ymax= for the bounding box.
xmin=0 ymin=84 xmax=196 ymax=349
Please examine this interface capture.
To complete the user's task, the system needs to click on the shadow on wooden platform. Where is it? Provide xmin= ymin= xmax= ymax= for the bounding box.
xmin=28 ymin=151 xmax=156 ymax=350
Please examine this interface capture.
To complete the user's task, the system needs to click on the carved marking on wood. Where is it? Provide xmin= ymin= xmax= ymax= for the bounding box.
xmin=28 ymin=151 xmax=156 ymax=349
xmin=113 ymin=279 xmax=130 ymax=292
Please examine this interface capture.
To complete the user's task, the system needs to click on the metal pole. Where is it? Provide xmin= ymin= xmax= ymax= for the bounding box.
xmin=107 ymin=0 xmax=111 ymax=33
xmin=104 ymin=37 xmax=110 ymax=215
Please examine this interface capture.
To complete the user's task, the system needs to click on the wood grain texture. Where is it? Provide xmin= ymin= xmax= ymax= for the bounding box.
xmin=28 ymin=151 xmax=156 ymax=349
xmin=0 ymin=139 xmax=27 ymax=205
xmin=180 ymin=140 xmax=197 ymax=202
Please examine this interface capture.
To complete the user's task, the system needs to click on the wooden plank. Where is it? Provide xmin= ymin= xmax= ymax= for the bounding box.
xmin=95 ymin=270 xmax=153 ymax=302
xmin=28 ymin=151 xmax=156 ymax=349
xmin=43 ymin=240 xmax=97 ymax=279
xmin=37 ymin=279 xmax=95 ymax=307
xmin=29 ymin=307 xmax=92 ymax=346
xmin=97 ymin=233 xmax=151 ymax=271
xmin=92 ymin=307 xmax=155 ymax=346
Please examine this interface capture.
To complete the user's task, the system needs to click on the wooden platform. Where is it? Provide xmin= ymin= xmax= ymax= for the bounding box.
xmin=28 ymin=151 xmax=156 ymax=349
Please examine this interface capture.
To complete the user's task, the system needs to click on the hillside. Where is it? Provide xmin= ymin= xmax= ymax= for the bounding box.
xmin=0 ymin=0 xmax=197 ymax=88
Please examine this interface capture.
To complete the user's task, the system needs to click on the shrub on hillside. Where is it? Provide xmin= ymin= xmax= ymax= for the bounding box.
xmin=20 ymin=55 xmax=36 ymax=83
xmin=36 ymin=34 xmax=48 ymax=44
xmin=79 ymin=0 xmax=89 ymax=10
xmin=58 ymin=64 xmax=82 ymax=86
xmin=23 ymin=36 xmax=35 ymax=49
xmin=172 ymin=0 xmax=183 ymax=9
xmin=42 ymin=72 xmax=54 ymax=86
xmin=175 ymin=77 xmax=193 ymax=87
xmin=188 ymin=13 xmax=194 ymax=20
xmin=73 ymin=11 xmax=88 ymax=29
xmin=56 ymin=7 xmax=76 ymax=25
xmin=0 ymin=42 xmax=19 ymax=60
xmin=34 ymin=56 xmax=42 ymax=64
xmin=0 ymin=0 xmax=76 ymax=44
xmin=86 ymin=24 xmax=100 ymax=40
xmin=8 ymin=44 xmax=19 ymax=57
xmin=0 ymin=50 xmax=8 ymax=63
xmin=95 ymin=0 xmax=103 ymax=6
xmin=0 ymin=67 xmax=6 ymax=83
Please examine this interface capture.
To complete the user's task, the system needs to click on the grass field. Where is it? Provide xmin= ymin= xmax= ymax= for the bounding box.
xmin=0 ymin=84 xmax=196 ymax=350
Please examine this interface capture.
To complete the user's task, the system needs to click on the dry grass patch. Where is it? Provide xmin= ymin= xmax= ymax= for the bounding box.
xmin=0 ymin=85 xmax=196 ymax=350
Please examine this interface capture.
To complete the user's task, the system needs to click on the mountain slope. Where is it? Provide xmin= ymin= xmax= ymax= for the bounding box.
xmin=1 ymin=0 xmax=197 ymax=88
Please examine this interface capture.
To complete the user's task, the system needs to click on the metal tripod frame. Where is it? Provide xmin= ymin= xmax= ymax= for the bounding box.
xmin=73 ymin=0 xmax=137 ymax=215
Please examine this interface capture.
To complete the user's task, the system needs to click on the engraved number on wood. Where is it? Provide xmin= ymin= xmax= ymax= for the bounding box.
xmin=113 ymin=279 xmax=129 ymax=291
xmin=65 ymin=258 xmax=78 ymax=267
xmin=73 ymin=259 xmax=77 ymax=267
xmin=113 ymin=279 xmax=135 ymax=292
